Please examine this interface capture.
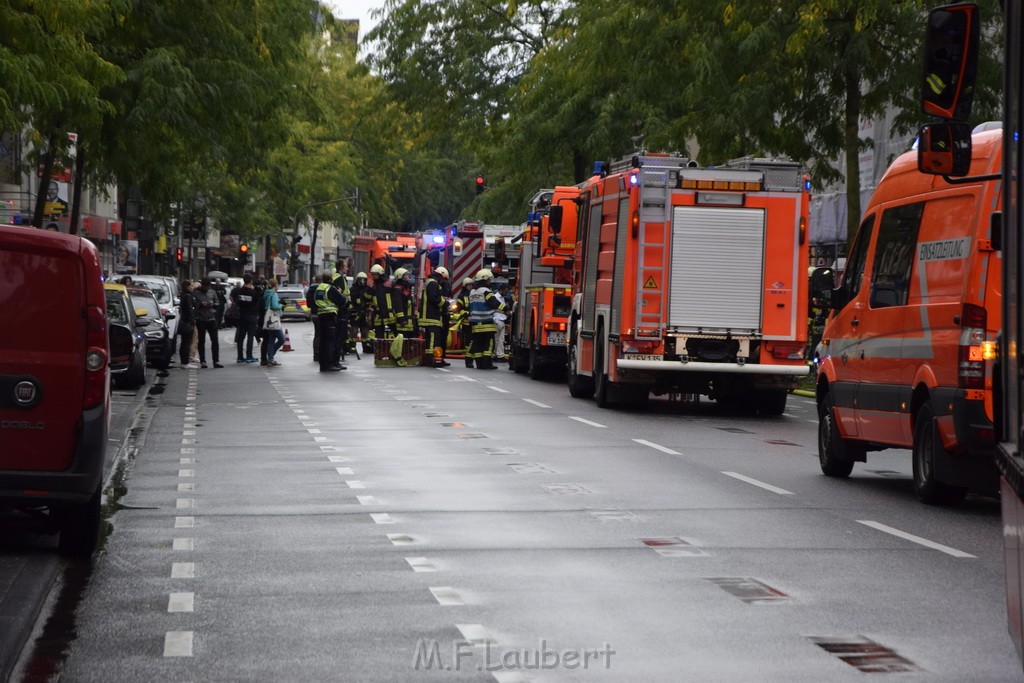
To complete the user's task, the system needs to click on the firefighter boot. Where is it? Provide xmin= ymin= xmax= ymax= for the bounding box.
xmin=465 ymin=358 xmax=474 ymax=368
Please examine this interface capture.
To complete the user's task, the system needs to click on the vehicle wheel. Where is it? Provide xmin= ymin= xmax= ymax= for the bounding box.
xmin=593 ymin=332 xmax=612 ymax=408
xmin=528 ymin=346 xmax=543 ymax=380
xmin=757 ymin=389 xmax=788 ymax=416
xmin=125 ymin=355 xmax=146 ymax=389
xmin=567 ymin=345 xmax=590 ymax=398
xmin=818 ymin=393 xmax=859 ymax=477
xmin=512 ymin=345 xmax=528 ymax=374
xmin=57 ymin=485 xmax=102 ymax=558
xmin=913 ymin=404 xmax=968 ymax=505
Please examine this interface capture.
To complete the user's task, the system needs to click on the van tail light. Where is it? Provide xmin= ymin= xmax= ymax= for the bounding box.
xmin=958 ymin=303 xmax=987 ymax=390
xmin=84 ymin=305 xmax=108 ymax=409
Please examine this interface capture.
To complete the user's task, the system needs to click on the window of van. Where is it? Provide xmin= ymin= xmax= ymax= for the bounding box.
xmin=839 ymin=215 xmax=875 ymax=305
xmin=870 ymin=202 xmax=923 ymax=308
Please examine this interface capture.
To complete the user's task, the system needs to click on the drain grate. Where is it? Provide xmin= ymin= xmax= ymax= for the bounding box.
xmin=507 ymin=462 xmax=557 ymax=474
xmin=707 ymin=577 xmax=790 ymax=604
xmin=441 ymin=422 xmax=466 ymax=427
xmin=457 ymin=432 xmax=488 ymax=439
xmin=422 ymin=412 xmax=451 ymax=418
xmin=641 ymin=537 xmax=707 ymax=557
xmin=717 ymin=427 xmax=753 ymax=434
xmin=483 ymin=447 xmax=519 ymax=456
xmin=807 ymin=635 xmax=923 ymax=673
xmin=588 ymin=508 xmax=641 ymax=522
xmin=541 ymin=483 xmax=591 ymax=495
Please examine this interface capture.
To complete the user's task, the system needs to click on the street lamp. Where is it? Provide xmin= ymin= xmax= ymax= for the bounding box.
xmin=289 ymin=194 xmax=362 ymax=281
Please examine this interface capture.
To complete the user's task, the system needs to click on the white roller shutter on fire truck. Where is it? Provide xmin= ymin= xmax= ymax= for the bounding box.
xmin=669 ymin=206 xmax=765 ymax=333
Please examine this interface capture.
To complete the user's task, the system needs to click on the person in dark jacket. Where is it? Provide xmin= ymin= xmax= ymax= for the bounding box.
xmin=311 ymin=272 xmax=347 ymax=372
xmin=330 ymin=264 xmax=350 ymax=366
xmin=193 ymin=277 xmax=223 ymax=368
xmin=420 ymin=267 xmax=450 ymax=367
xmin=177 ymin=280 xmax=198 ymax=369
xmin=231 ymin=273 xmax=260 ymax=362
xmin=369 ymin=263 xmax=395 ymax=340
xmin=213 ymin=279 xmax=228 ymax=328
xmin=349 ymin=271 xmax=373 ymax=353
xmin=254 ymin=275 xmax=269 ymax=364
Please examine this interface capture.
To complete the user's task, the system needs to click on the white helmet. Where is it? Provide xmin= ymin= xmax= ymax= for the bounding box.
xmin=370 ymin=264 xmax=385 ymax=276
xmin=475 ymin=268 xmax=494 ymax=282
xmin=394 ymin=267 xmax=409 ymax=280
xmin=355 ymin=271 xmax=367 ymax=279
xmin=462 ymin=277 xmax=474 ymax=287
xmin=434 ymin=267 xmax=449 ymax=278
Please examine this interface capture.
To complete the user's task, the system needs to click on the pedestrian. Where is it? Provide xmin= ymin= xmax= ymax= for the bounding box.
xmin=261 ymin=278 xmax=286 ymax=366
xmin=231 ymin=273 xmax=260 ymax=363
xmin=467 ymin=269 xmax=505 ymax=369
xmin=420 ymin=266 xmax=451 ymax=367
xmin=350 ymin=271 xmax=373 ymax=353
xmin=369 ymin=263 xmax=395 ymax=341
xmin=330 ymin=263 xmax=350 ymax=366
xmin=193 ymin=277 xmax=223 ymax=368
xmin=312 ymin=272 xmax=347 ymax=372
xmin=177 ymin=280 xmax=199 ymax=369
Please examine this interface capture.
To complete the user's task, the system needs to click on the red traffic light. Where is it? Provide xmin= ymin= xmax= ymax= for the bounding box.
xmin=239 ymin=244 xmax=249 ymax=253
xmin=175 ymin=247 xmax=183 ymax=261
xmin=476 ymin=176 xmax=485 ymax=195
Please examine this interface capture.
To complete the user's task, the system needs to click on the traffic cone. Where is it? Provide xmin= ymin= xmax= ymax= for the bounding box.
xmin=281 ymin=328 xmax=294 ymax=352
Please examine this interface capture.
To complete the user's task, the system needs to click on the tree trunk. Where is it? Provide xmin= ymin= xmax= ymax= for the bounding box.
xmin=843 ymin=62 xmax=862 ymax=253
xmin=572 ymin=148 xmax=589 ymax=184
xmin=32 ymin=133 xmax=61 ymax=228
xmin=69 ymin=142 xmax=85 ymax=236
xmin=311 ymin=217 xmax=320 ymax=278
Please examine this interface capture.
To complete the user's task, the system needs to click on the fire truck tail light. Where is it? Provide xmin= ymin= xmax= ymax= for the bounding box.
xmin=631 ymin=210 xmax=640 ymax=237
xmin=770 ymin=344 xmax=805 ymax=360
xmin=681 ymin=179 xmax=697 ymax=189
xmin=543 ymin=321 xmax=566 ymax=332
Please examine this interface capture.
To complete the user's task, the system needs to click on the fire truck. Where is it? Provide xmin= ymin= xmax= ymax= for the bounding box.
xmin=510 ymin=187 xmax=579 ymax=378
xmin=351 ymin=230 xmax=418 ymax=278
xmin=566 ymin=152 xmax=812 ymax=413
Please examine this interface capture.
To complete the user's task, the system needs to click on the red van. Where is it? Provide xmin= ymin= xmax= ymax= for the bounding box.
xmin=0 ymin=224 xmax=110 ymax=555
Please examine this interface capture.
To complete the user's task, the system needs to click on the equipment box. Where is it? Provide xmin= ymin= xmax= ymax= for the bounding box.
xmin=374 ymin=337 xmax=425 ymax=367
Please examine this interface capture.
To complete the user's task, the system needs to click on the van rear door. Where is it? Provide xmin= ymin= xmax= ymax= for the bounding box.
xmin=0 ymin=229 xmax=88 ymax=471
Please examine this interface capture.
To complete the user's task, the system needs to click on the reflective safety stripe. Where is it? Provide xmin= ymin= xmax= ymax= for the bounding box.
xmin=315 ymin=283 xmax=338 ymax=315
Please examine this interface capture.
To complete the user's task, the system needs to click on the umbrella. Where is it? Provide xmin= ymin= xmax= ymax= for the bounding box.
xmin=207 ymin=270 xmax=229 ymax=281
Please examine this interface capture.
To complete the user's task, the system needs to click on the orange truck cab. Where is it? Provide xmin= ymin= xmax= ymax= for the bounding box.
xmin=510 ymin=187 xmax=579 ymax=378
xmin=0 ymin=224 xmax=110 ymax=555
xmin=812 ymin=128 xmax=1003 ymax=504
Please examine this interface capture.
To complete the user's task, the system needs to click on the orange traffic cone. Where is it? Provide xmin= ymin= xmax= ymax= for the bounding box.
xmin=281 ymin=328 xmax=294 ymax=352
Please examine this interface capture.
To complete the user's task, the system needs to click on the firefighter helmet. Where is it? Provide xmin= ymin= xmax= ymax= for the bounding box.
xmin=434 ymin=267 xmax=449 ymax=278
xmin=356 ymin=272 xmax=367 ymax=280
xmin=462 ymin=277 xmax=474 ymax=287
xmin=370 ymin=264 xmax=385 ymax=276
xmin=394 ymin=267 xmax=409 ymax=280
xmin=474 ymin=268 xmax=494 ymax=282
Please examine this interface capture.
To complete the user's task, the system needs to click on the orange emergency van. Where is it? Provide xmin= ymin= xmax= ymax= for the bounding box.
xmin=812 ymin=128 xmax=1003 ymax=504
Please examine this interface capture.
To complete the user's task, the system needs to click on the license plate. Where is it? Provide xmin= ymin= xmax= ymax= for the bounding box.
xmin=624 ymin=354 xmax=662 ymax=361
xmin=546 ymin=332 xmax=567 ymax=345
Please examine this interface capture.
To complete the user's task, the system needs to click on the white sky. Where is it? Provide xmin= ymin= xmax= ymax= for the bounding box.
xmin=324 ymin=0 xmax=384 ymax=42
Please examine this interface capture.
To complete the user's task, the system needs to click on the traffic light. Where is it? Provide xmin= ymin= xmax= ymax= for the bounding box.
xmin=175 ymin=247 xmax=183 ymax=262
xmin=476 ymin=176 xmax=485 ymax=195
xmin=239 ymin=243 xmax=250 ymax=263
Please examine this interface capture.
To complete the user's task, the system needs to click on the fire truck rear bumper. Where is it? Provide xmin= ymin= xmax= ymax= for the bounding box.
xmin=616 ymin=359 xmax=810 ymax=376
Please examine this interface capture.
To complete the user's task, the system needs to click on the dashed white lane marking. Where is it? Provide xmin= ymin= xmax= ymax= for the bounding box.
xmin=182 ymin=430 xmax=196 ymax=436
xmin=335 ymin=467 xmax=354 ymax=475
xmin=176 ymin=499 xmax=194 ymax=509
xmin=320 ymin=446 xmax=339 ymax=452
xmin=302 ymin=422 xmax=317 ymax=427
xmin=633 ymin=439 xmax=681 ymax=455
xmin=180 ymin=448 xmax=194 ymax=454
xmin=429 ymin=587 xmax=465 ymax=606
xmin=174 ymin=516 xmax=195 ymax=528
xmin=178 ymin=470 xmax=194 ymax=478
xmin=357 ymin=495 xmax=377 ymax=505
xmin=168 ymin=592 xmax=194 ymax=613
xmin=455 ymin=623 xmax=496 ymax=645
xmin=327 ymin=455 xmax=350 ymax=463
xmin=180 ymin=458 xmax=195 ymax=464
xmin=171 ymin=562 xmax=195 ymax=579
xmin=406 ymin=557 xmax=437 ymax=572
xmin=805 ymin=419 xmax=818 ymax=424
xmin=569 ymin=416 xmax=607 ymax=428
xmin=387 ymin=533 xmax=414 ymax=545
xmin=454 ymin=375 xmax=478 ymax=382
xmin=308 ymin=428 xmax=322 ymax=434
xmin=371 ymin=513 xmax=395 ymax=524
xmin=857 ymin=520 xmax=976 ymax=558
xmin=522 ymin=398 xmax=551 ymax=408
xmin=163 ymin=631 xmax=193 ymax=657
xmin=487 ymin=386 xmax=510 ymax=394
xmin=177 ymin=483 xmax=195 ymax=492
xmin=721 ymin=471 xmax=793 ymax=495
xmin=346 ymin=480 xmax=366 ymax=489
xmin=313 ymin=436 xmax=328 ymax=443
xmin=173 ymin=538 xmax=194 ymax=551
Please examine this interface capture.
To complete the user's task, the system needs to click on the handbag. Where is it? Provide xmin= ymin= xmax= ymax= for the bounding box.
xmin=263 ymin=308 xmax=282 ymax=331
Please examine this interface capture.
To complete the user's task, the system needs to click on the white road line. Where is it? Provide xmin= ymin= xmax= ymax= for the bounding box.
xmin=335 ymin=467 xmax=354 ymax=475
xmin=487 ymin=386 xmax=510 ymax=394
xmin=370 ymin=513 xmax=395 ymax=524
xmin=721 ymin=471 xmax=794 ymax=495
xmin=320 ymin=446 xmax=339 ymax=452
xmin=178 ymin=470 xmax=194 ymax=478
xmin=357 ymin=495 xmax=377 ymax=505
xmin=179 ymin=448 xmax=195 ymax=454
xmin=406 ymin=557 xmax=437 ymax=572
xmin=174 ymin=517 xmax=194 ymax=528
xmin=171 ymin=562 xmax=195 ymax=579
xmin=857 ymin=520 xmax=976 ymax=558
xmin=633 ymin=439 xmax=681 ymax=455
xmin=522 ymin=398 xmax=551 ymax=408
xmin=167 ymin=592 xmax=194 ymax=613
xmin=172 ymin=538 xmax=194 ymax=551
xmin=455 ymin=624 xmax=496 ymax=645
xmin=327 ymin=455 xmax=350 ymax=463
xmin=307 ymin=428 xmax=322 ymax=434
xmin=805 ymin=419 xmax=818 ymax=424
xmin=176 ymin=499 xmax=194 ymax=509
xmin=177 ymin=483 xmax=194 ymax=492
xmin=313 ymin=436 xmax=328 ymax=442
xmin=179 ymin=458 xmax=194 ymax=465
xmin=163 ymin=631 xmax=194 ymax=657
xmin=387 ymin=533 xmax=414 ymax=545
xmin=569 ymin=416 xmax=607 ymax=428
xmin=429 ymin=587 xmax=465 ymax=606
xmin=346 ymin=480 xmax=365 ymax=489
xmin=454 ymin=375 xmax=478 ymax=382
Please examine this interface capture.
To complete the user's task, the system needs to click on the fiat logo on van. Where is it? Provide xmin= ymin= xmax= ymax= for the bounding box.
xmin=14 ymin=381 xmax=37 ymax=405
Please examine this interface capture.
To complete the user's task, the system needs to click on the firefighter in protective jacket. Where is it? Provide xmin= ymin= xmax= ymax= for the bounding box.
xmin=467 ymin=269 xmax=505 ymax=369
xmin=392 ymin=267 xmax=416 ymax=336
xmin=420 ymin=267 xmax=450 ymax=367
xmin=369 ymin=263 xmax=395 ymax=339
xmin=350 ymin=271 xmax=373 ymax=352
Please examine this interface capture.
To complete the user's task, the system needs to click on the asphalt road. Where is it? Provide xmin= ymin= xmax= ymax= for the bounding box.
xmin=9 ymin=323 xmax=1023 ymax=681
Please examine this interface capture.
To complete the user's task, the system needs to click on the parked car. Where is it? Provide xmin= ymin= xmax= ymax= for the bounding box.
xmin=278 ymin=286 xmax=311 ymax=320
xmin=132 ymin=274 xmax=180 ymax=339
xmin=128 ymin=285 xmax=173 ymax=370
xmin=0 ymin=224 xmax=110 ymax=556
xmin=104 ymin=283 xmax=148 ymax=389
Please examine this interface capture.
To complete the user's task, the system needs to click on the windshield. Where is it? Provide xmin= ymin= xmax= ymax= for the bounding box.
xmin=130 ymin=293 xmax=160 ymax=318
xmin=105 ymin=292 xmax=129 ymax=324
xmin=134 ymin=278 xmax=172 ymax=304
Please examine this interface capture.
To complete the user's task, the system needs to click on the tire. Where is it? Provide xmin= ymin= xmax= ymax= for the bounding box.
xmin=57 ymin=485 xmax=102 ymax=557
xmin=528 ymin=346 xmax=543 ymax=380
xmin=567 ymin=345 xmax=590 ymax=398
xmin=757 ymin=389 xmax=788 ymax=416
xmin=125 ymin=353 xmax=146 ymax=389
xmin=912 ymin=404 xmax=969 ymax=505
xmin=818 ymin=393 xmax=860 ymax=477
xmin=511 ymin=344 xmax=528 ymax=374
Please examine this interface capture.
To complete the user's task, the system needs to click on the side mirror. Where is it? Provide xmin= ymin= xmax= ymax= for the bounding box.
xmin=921 ymin=2 xmax=979 ymax=121
xmin=136 ymin=316 xmax=152 ymax=326
xmin=548 ymin=205 xmax=564 ymax=234
xmin=917 ymin=122 xmax=972 ymax=176
xmin=165 ymin=312 xmax=177 ymax=320
xmin=809 ymin=267 xmax=836 ymax=308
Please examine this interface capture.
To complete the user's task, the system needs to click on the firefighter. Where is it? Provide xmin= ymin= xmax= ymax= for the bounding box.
xmin=467 ymin=269 xmax=505 ymax=370
xmin=350 ymin=271 xmax=373 ymax=353
xmin=331 ymin=264 xmax=351 ymax=366
xmin=312 ymin=272 xmax=347 ymax=372
xmin=369 ymin=263 xmax=395 ymax=341
xmin=420 ymin=266 xmax=450 ymax=367
xmin=392 ymin=267 xmax=416 ymax=337
xmin=455 ymin=276 xmax=474 ymax=357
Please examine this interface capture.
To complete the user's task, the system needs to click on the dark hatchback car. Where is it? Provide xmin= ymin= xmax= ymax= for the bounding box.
xmin=104 ymin=283 xmax=147 ymax=388
xmin=128 ymin=285 xmax=172 ymax=370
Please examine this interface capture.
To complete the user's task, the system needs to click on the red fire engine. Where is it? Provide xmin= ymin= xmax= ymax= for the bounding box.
xmin=566 ymin=152 xmax=812 ymax=413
